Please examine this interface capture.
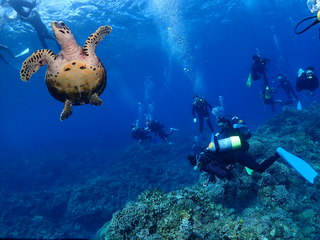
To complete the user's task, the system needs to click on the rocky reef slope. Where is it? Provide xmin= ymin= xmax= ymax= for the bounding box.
xmin=98 ymin=104 xmax=320 ymax=240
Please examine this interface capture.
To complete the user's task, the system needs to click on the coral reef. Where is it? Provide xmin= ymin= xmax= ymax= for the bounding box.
xmin=97 ymin=104 xmax=320 ymax=240
xmin=1 ymin=104 xmax=320 ymax=238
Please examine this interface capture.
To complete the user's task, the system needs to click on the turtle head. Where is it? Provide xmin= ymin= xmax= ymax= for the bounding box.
xmin=51 ymin=21 xmax=75 ymax=44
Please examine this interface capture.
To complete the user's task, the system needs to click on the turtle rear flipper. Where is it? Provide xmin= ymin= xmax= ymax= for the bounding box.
xmin=89 ymin=93 xmax=103 ymax=106
xmin=20 ymin=49 xmax=56 ymax=81
xmin=83 ymin=25 xmax=112 ymax=57
xmin=60 ymin=99 xmax=73 ymax=121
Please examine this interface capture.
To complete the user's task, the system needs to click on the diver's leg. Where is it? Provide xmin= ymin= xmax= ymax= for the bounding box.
xmin=38 ymin=33 xmax=48 ymax=49
xmin=206 ymin=117 xmax=214 ymax=133
xmin=290 ymin=89 xmax=299 ymax=101
xmin=263 ymin=74 xmax=269 ymax=86
xmin=237 ymin=152 xmax=280 ymax=173
xmin=20 ymin=0 xmax=37 ymax=17
xmin=19 ymin=0 xmax=37 ymax=8
xmin=285 ymin=90 xmax=292 ymax=100
xmin=199 ymin=116 xmax=204 ymax=134
xmin=158 ymin=127 xmax=170 ymax=141
xmin=206 ymin=164 xmax=230 ymax=179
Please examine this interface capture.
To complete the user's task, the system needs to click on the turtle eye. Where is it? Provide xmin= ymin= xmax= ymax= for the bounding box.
xmin=54 ymin=21 xmax=66 ymax=28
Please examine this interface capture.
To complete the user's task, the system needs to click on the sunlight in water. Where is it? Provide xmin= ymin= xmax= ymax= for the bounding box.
xmin=148 ymin=0 xmax=203 ymax=93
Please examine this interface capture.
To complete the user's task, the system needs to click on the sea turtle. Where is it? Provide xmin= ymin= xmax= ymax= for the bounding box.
xmin=20 ymin=21 xmax=112 ymax=120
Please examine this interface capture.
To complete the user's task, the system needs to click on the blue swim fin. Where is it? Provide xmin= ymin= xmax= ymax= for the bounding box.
xmin=277 ymin=147 xmax=318 ymax=183
xmin=15 ymin=48 xmax=29 ymax=58
xmin=297 ymin=101 xmax=302 ymax=111
xmin=246 ymin=73 xmax=252 ymax=87
xmin=245 ymin=167 xmax=253 ymax=175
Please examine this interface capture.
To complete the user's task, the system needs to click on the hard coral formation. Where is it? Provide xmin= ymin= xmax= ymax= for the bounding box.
xmin=98 ymin=104 xmax=320 ymax=240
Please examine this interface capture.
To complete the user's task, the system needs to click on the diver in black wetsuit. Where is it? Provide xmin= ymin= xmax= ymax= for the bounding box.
xmin=0 ymin=43 xmax=15 ymax=64
xmin=192 ymin=96 xmax=214 ymax=137
xmin=188 ymin=116 xmax=280 ymax=183
xmin=260 ymin=85 xmax=285 ymax=112
xmin=296 ymin=67 xmax=319 ymax=95
xmin=146 ymin=119 xmax=175 ymax=142
xmin=276 ymin=74 xmax=299 ymax=103
xmin=250 ymin=54 xmax=270 ymax=86
xmin=6 ymin=0 xmax=37 ymax=18
xmin=131 ymin=124 xmax=152 ymax=143
xmin=20 ymin=9 xmax=55 ymax=48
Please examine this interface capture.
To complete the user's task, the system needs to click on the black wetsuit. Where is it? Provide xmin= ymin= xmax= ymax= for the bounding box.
xmin=251 ymin=55 xmax=269 ymax=86
xmin=21 ymin=9 xmax=55 ymax=48
xmin=7 ymin=0 xmax=36 ymax=18
xmin=278 ymin=76 xmax=299 ymax=101
xmin=296 ymin=71 xmax=319 ymax=93
xmin=192 ymin=97 xmax=214 ymax=134
xmin=131 ymin=127 xmax=152 ymax=142
xmin=261 ymin=86 xmax=276 ymax=112
xmin=147 ymin=120 xmax=169 ymax=141
xmin=193 ymin=122 xmax=280 ymax=182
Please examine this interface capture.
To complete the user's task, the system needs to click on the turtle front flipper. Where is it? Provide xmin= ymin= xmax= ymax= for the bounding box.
xmin=83 ymin=25 xmax=112 ymax=57
xmin=20 ymin=49 xmax=56 ymax=81
xmin=60 ymin=99 xmax=73 ymax=121
xmin=89 ymin=93 xmax=103 ymax=106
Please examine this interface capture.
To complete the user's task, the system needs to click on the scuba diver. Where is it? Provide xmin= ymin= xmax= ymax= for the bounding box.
xmin=295 ymin=0 xmax=320 ymax=37
xmin=145 ymin=119 xmax=177 ymax=143
xmin=247 ymin=54 xmax=270 ymax=87
xmin=296 ymin=66 xmax=319 ymax=95
xmin=188 ymin=115 xmax=318 ymax=185
xmin=5 ymin=0 xmax=37 ymax=18
xmin=188 ymin=115 xmax=280 ymax=183
xmin=276 ymin=74 xmax=299 ymax=102
xmin=0 ymin=43 xmax=15 ymax=64
xmin=131 ymin=123 xmax=152 ymax=143
xmin=20 ymin=9 xmax=55 ymax=48
xmin=260 ymin=85 xmax=284 ymax=112
xmin=192 ymin=95 xmax=214 ymax=137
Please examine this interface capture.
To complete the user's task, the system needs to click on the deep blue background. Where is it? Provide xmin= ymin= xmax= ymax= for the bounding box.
xmin=0 ymin=0 xmax=319 ymax=166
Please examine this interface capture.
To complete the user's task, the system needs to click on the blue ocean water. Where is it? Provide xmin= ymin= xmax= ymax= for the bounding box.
xmin=1 ymin=0 xmax=320 ymax=154
xmin=0 ymin=0 xmax=320 ymax=237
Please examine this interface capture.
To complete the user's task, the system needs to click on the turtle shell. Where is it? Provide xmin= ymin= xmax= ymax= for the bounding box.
xmin=46 ymin=60 xmax=106 ymax=105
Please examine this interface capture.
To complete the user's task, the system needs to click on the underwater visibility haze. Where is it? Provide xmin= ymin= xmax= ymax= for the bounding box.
xmin=0 ymin=0 xmax=320 ymax=239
